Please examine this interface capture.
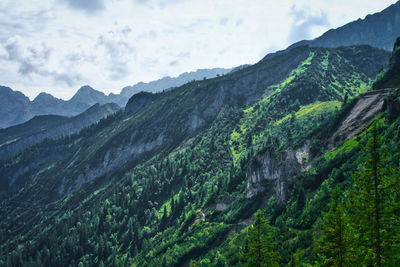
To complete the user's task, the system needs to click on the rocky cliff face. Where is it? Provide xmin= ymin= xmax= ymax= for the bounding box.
xmin=244 ymin=91 xmax=388 ymax=206
xmin=331 ymin=93 xmax=387 ymax=143
xmin=245 ymin=144 xmax=311 ymax=205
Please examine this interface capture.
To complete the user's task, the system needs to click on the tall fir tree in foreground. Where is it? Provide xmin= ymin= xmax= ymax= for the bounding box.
xmin=242 ymin=209 xmax=280 ymax=267
xmin=348 ymin=122 xmax=400 ymax=266
xmin=316 ymin=122 xmax=400 ymax=266
xmin=315 ymin=187 xmax=351 ymax=267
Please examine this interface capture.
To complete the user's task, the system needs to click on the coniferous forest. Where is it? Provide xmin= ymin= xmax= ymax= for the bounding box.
xmin=1 ymin=2 xmax=400 ymax=267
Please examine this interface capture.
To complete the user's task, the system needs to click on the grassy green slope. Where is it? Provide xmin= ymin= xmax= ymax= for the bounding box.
xmin=0 ymin=45 xmax=392 ymax=266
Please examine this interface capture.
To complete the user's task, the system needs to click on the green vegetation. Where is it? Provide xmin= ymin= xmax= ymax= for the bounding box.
xmin=316 ymin=123 xmax=400 ymax=266
xmin=0 ymin=45 xmax=397 ymax=267
xmin=242 ymin=210 xmax=280 ymax=267
xmin=315 ymin=187 xmax=352 ymax=267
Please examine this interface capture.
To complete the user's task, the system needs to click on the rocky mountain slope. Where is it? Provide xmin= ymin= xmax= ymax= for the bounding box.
xmin=120 ymin=68 xmax=231 ymax=100
xmin=0 ymin=68 xmax=230 ymax=129
xmin=287 ymin=1 xmax=400 ymax=51
xmin=2 ymin=1 xmax=399 ymax=130
xmin=0 ymin=44 xmax=394 ymax=266
xmin=0 ymin=103 xmax=120 ymax=160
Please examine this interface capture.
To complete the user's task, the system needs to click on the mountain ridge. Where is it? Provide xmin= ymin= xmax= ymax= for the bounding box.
xmin=288 ymin=0 xmax=400 ymax=51
xmin=0 ymin=44 xmax=393 ymax=266
xmin=0 ymin=103 xmax=121 ymax=161
xmin=0 ymin=68 xmax=232 ymax=129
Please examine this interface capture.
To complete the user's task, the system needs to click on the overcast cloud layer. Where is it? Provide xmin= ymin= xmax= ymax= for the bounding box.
xmin=0 ymin=0 xmax=396 ymax=99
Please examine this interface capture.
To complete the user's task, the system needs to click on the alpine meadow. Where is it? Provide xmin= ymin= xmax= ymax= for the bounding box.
xmin=1 ymin=1 xmax=400 ymax=266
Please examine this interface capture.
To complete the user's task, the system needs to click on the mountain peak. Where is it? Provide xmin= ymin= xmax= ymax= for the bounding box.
xmin=74 ymin=85 xmax=101 ymax=96
xmin=287 ymin=1 xmax=400 ymax=51
xmin=72 ymin=85 xmax=105 ymax=99
xmin=78 ymin=85 xmax=95 ymax=92
xmin=33 ymin=92 xmax=57 ymax=102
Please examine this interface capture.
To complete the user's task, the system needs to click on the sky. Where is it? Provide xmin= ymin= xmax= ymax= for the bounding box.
xmin=0 ymin=0 xmax=397 ymax=100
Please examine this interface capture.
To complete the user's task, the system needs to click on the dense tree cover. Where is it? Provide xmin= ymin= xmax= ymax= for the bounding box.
xmin=0 ymin=46 xmax=396 ymax=267
xmin=242 ymin=210 xmax=280 ymax=267
xmin=316 ymin=123 xmax=400 ymax=266
xmin=315 ymin=187 xmax=350 ymax=267
xmin=348 ymin=123 xmax=400 ymax=266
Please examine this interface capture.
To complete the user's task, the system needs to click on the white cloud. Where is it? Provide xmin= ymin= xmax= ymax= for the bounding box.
xmin=0 ymin=0 xmax=397 ymax=100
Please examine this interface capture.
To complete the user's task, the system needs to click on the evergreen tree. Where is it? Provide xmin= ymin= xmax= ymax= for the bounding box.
xmin=316 ymin=187 xmax=351 ymax=267
xmin=160 ymin=205 xmax=168 ymax=229
xmin=348 ymin=122 xmax=400 ymax=266
xmin=242 ymin=209 xmax=280 ymax=267
xmin=189 ymin=259 xmax=197 ymax=267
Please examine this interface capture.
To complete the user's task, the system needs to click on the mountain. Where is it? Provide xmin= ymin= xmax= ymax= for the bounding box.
xmin=0 ymin=103 xmax=121 ymax=160
xmin=0 ymin=86 xmax=31 ymax=129
xmin=2 ymin=0 xmax=399 ymax=130
xmin=31 ymin=92 xmax=65 ymax=114
xmin=69 ymin=85 xmax=110 ymax=107
xmin=0 ymin=69 xmax=231 ymax=129
xmin=286 ymin=1 xmax=400 ymax=51
xmin=0 ymin=44 xmax=394 ymax=266
xmin=0 ymin=86 xmax=114 ymax=129
xmin=374 ymin=37 xmax=400 ymax=89
xmin=120 ymin=68 xmax=231 ymax=100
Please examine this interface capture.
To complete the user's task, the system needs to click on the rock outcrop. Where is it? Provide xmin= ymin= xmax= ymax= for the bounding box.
xmin=245 ymin=148 xmax=301 ymax=204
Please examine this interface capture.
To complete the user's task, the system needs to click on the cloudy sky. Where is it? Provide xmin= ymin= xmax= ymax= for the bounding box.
xmin=0 ymin=0 xmax=397 ymax=100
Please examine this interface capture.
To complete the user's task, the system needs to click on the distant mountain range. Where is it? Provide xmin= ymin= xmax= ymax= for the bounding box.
xmin=120 ymin=68 xmax=232 ymax=98
xmin=0 ymin=68 xmax=231 ymax=129
xmin=1 ymin=1 xmax=400 ymax=130
xmin=0 ymin=103 xmax=120 ymax=160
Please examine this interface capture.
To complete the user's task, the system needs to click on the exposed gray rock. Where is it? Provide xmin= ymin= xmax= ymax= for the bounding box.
xmin=215 ymin=195 xmax=236 ymax=212
xmin=245 ymin=148 xmax=300 ymax=205
xmin=60 ymin=133 xmax=165 ymax=195
xmin=295 ymin=140 xmax=311 ymax=168
xmin=331 ymin=93 xmax=386 ymax=143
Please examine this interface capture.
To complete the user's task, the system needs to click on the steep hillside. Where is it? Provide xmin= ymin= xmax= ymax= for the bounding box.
xmin=0 ymin=103 xmax=121 ymax=160
xmin=120 ymin=68 xmax=231 ymax=101
xmin=0 ymin=68 xmax=231 ymax=129
xmin=374 ymin=37 xmax=400 ymax=89
xmin=287 ymin=1 xmax=400 ymax=51
xmin=0 ymin=86 xmax=31 ymax=129
xmin=0 ymin=86 xmax=118 ymax=129
xmin=0 ymin=45 xmax=392 ymax=266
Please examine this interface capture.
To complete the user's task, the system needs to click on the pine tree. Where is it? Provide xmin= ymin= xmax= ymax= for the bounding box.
xmin=242 ymin=209 xmax=280 ymax=267
xmin=316 ymin=187 xmax=351 ymax=267
xmin=348 ymin=122 xmax=400 ymax=266
xmin=160 ymin=205 xmax=168 ymax=229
